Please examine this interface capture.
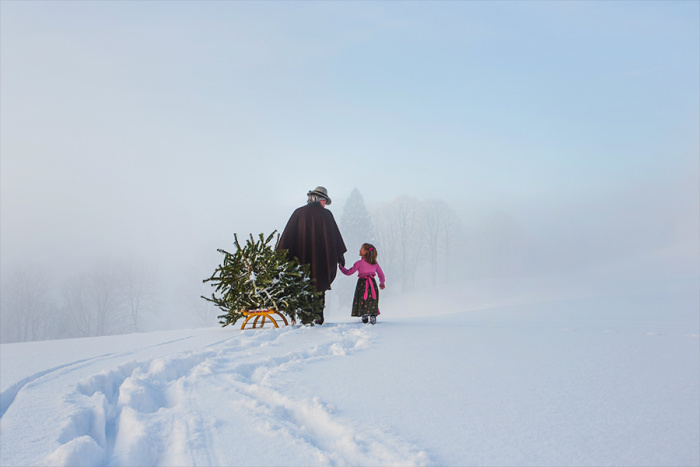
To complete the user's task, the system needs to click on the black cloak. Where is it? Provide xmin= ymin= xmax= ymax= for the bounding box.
xmin=277 ymin=202 xmax=347 ymax=292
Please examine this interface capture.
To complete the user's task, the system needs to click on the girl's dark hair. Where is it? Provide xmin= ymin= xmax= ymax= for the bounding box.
xmin=362 ymin=243 xmax=378 ymax=265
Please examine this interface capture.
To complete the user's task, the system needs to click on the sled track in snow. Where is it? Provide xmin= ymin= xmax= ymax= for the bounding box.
xmin=0 ymin=336 xmax=206 ymax=420
xmin=37 ymin=325 xmax=431 ymax=466
xmin=0 ymin=354 xmax=115 ymax=419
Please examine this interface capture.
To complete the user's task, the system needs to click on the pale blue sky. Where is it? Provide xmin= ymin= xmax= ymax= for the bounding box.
xmin=1 ymin=0 xmax=698 ymax=279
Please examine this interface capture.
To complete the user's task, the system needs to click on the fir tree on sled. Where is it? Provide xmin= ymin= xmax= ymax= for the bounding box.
xmin=202 ymin=232 xmax=322 ymax=328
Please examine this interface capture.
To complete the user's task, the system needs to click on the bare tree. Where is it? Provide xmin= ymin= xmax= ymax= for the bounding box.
xmin=60 ymin=264 xmax=128 ymax=337
xmin=374 ymin=196 xmax=424 ymax=292
xmin=373 ymin=203 xmax=401 ymax=290
xmin=124 ymin=261 xmax=159 ymax=333
xmin=442 ymin=209 xmax=464 ymax=283
xmin=371 ymin=196 xmax=467 ymax=292
xmin=61 ymin=279 xmax=92 ymax=337
xmin=427 ymin=199 xmax=463 ymax=285
xmin=92 ymin=267 xmax=126 ymax=335
xmin=0 ymin=266 xmax=53 ymax=343
xmin=422 ymin=199 xmax=459 ymax=286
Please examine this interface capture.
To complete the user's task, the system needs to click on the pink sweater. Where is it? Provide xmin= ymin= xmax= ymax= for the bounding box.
xmin=339 ymin=259 xmax=385 ymax=286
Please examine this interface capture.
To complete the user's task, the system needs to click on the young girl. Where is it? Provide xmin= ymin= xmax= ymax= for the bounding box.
xmin=339 ymin=243 xmax=386 ymax=324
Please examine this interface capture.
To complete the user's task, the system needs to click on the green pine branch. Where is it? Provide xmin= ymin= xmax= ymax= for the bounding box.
xmin=202 ymin=231 xmax=321 ymax=327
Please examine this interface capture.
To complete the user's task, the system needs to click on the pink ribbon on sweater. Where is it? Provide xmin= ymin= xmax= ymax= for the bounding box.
xmin=362 ymin=276 xmax=377 ymax=300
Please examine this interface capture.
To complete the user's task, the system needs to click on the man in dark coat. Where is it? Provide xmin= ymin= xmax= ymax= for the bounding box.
xmin=277 ymin=186 xmax=346 ymax=324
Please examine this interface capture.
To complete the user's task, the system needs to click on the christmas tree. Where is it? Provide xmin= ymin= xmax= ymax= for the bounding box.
xmin=202 ymin=232 xmax=322 ymax=326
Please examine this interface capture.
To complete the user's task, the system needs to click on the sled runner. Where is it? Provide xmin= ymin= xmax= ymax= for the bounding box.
xmin=240 ymin=309 xmax=289 ymax=330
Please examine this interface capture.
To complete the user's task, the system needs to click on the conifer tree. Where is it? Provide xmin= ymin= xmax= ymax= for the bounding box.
xmin=202 ymin=232 xmax=321 ymax=326
xmin=338 ymin=188 xmax=377 ymax=305
xmin=341 ymin=188 xmax=375 ymax=251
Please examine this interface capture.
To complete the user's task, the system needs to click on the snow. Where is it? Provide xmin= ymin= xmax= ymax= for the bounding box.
xmin=1 ymin=253 xmax=699 ymax=466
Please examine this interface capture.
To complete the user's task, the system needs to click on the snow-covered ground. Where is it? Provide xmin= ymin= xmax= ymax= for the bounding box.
xmin=1 ymin=248 xmax=699 ymax=467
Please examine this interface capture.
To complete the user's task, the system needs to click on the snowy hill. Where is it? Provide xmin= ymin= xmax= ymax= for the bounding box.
xmin=1 ymin=263 xmax=699 ymax=467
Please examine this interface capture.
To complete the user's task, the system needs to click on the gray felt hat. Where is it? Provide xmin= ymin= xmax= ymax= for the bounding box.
xmin=307 ymin=186 xmax=331 ymax=204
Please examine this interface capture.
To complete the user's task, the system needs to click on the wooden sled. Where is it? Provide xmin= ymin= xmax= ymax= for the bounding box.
xmin=240 ymin=309 xmax=289 ymax=330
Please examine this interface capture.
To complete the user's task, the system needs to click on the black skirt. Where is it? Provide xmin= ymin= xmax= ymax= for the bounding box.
xmin=350 ymin=277 xmax=380 ymax=317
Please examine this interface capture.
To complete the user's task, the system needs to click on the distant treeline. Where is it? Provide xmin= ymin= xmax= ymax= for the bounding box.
xmin=1 ymin=190 xmax=525 ymax=343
